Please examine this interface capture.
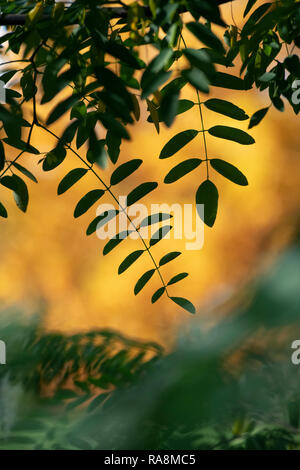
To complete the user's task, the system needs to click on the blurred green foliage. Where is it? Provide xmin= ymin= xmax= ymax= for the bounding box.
xmin=1 ymin=244 xmax=300 ymax=450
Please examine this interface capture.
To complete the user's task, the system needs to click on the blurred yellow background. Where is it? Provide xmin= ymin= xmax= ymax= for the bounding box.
xmin=0 ymin=2 xmax=299 ymax=345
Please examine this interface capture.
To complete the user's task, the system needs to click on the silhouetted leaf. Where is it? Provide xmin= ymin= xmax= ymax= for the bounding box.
xmin=208 ymin=126 xmax=255 ymax=145
xmin=126 ymin=182 xmax=158 ymax=206
xmin=170 ymin=296 xmax=196 ymax=314
xmin=0 ymin=174 xmax=29 ymax=212
xmin=134 ymin=269 xmax=155 ymax=295
xmin=210 ymin=159 xmax=248 ymax=186
xmin=182 ymin=68 xmax=210 ymax=93
xmin=57 ymin=168 xmax=88 ymax=195
xmin=167 ymin=272 xmax=189 ymax=285
xmin=0 ymin=201 xmax=7 ymax=218
xmin=248 ymin=107 xmax=269 ymax=129
xmin=118 ymin=250 xmax=144 ymax=274
xmin=159 ymin=251 xmax=181 ymax=266
xmin=103 ymin=230 xmax=133 ymax=255
xmin=3 ymin=138 xmax=39 ymax=154
xmin=159 ymin=130 xmax=198 ymax=159
xmin=149 ymin=225 xmax=172 ymax=247
xmin=204 ymin=99 xmax=249 ymax=120
xmin=86 ymin=209 xmax=118 ymax=236
xmin=244 ymin=0 xmax=258 ymax=17
xmin=74 ymin=189 xmax=105 ymax=218
xmin=106 ymin=130 xmax=121 ymax=164
xmin=186 ymin=22 xmax=225 ymax=54
xmin=43 ymin=146 xmax=66 ymax=171
xmin=196 ymin=179 xmax=218 ymax=227
xmin=11 ymin=161 xmax=38 ymax=183
xmin=160 ymin=87 xmax=180 ymax=127
xmin=110 ymin=159 xmax=142 ymax=186
xmin=141 ymin=70 xmax=171 ymax=100
xmin=0 ymin=141 xmax=5 ymax=171
xmin=147 ymin=99 xmax=160 ymax=134
xmin=140 ymin=213 xmax=173 ymax=228
xmin=164 ymin=158 xmax=202 ymax=184
xmin=210 ymin=72 xmax=248 ymax=90
xmin=151 ymin=287 xmax=165 ymax=304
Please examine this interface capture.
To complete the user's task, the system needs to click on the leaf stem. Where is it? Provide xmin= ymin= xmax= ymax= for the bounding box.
xmin=196 ymin=90 xmax=210 ymax=180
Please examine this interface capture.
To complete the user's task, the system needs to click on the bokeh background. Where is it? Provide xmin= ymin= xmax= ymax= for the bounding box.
xmin=0 ymin=1 xmax=299 ymax=346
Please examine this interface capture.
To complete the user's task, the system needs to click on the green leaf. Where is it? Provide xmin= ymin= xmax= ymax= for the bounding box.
xmin=0 ymin=174 xmax=29 ymax=212
xmin=46 ymin=95 xmax=78 ymax=125
xmin=43 ymin=146 xmax=66 ymax=172
xmin=2 ymin=138 xmax=39 ymax=155
xmin=147 ymin=48 xmax=173 ymax=74
xmin=186 ymin=22 xmax=225 ymax=54
xmin=248 ymin=107 xmax=269 ymax=129
xmin=74 ymin=189 xmax=105 ymax=218
xmin=118 ymin=250 xmax=144 ymax=274
xmin=134 ymin=269 xmax=155 ymax=295
xmin=11 ymin=161 xmax=38 ymax=183
xmin=244 ymin=0 xmax=258 ymax=17
xmin=159 ymin=130 xmax=198 ymax=159
xmin=259 ymin=72 xmax=276 ymax=82
xmin=177 ymin=100 xmax=195 ymax=114
xmin=86 ymin=209 xmax=118 ymax=236
xmin=159 ymin=251 xmax=181 ymax=267
xmin=160 ymin=87 xmax=179 ymax=127
xmin=57 ymin=168 xmax=88 ymax=195
xmin=141 ymin=70 xmax=171 ymax=100
xmin=204 ymin=99 xmax=249 ymax=121
xmin=126 ymin=182 xmax=158 ymax=207
xmin=140 ymin=213 xmax=173 ymax=228
xmin=187 ymin=0 xmax=225 ymax=26
xmin=167 ymin=272 xmax=189 ymax=286
xmin=106 ymin=130 xmax=121 ymax=164
xmin=103 ymin=231 xmax=132 ymax=255
xmin=208 ymin=126 xmax=255 ymax=145
xmin=87 ymin=136 xmax=107 ymax=168
xmin=105 ymin=41 xmax=142 ymax=69
xmin=110 ymin=159 xmax=142 ymax=186
xmin=182 ymin=68 xmax=210 ymax=93
xmin=147 ymin=99 xmax=160 ymax=134
xmin=149 ymin=225 xmax=172 ymax=247
xmin=0 ymin=141 xmax=5 ymax=171
xmin=164 ymin=158 xmax=202 ymax=184
xmin=151 ymin=287 xmax=165 ymax=304
xmin=60 ymin=121 xmax=78 ymax=145
xmin=210 ymin=159 xmax=248 ymax=186
xmin=170 ymin=296 xmax=196 ymax=314
xmin=147 ymin=100 xmax=194 ymax=124
xmin=0 ymin=201 xmax=7 ymax=218
xmin=196 ymin=179 xmax=218 ymax=227
xmin=210 ymin=72 xmax=248 ymax=90
xmin=183 ymin=48 xmax=215 ymax=75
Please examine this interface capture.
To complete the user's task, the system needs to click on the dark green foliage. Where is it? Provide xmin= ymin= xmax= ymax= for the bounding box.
xmin=1 ymin=245 xmax=300 ymax=449
xmin=196 ymin=180 xmax=219 ymax=227
xmin=210 ymin=159 xmax=248 ymax=186
xmin=164 ymin=158 xmax=202 ymax=184
xmin=159 ymin=130 xmax=199 ymax=159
